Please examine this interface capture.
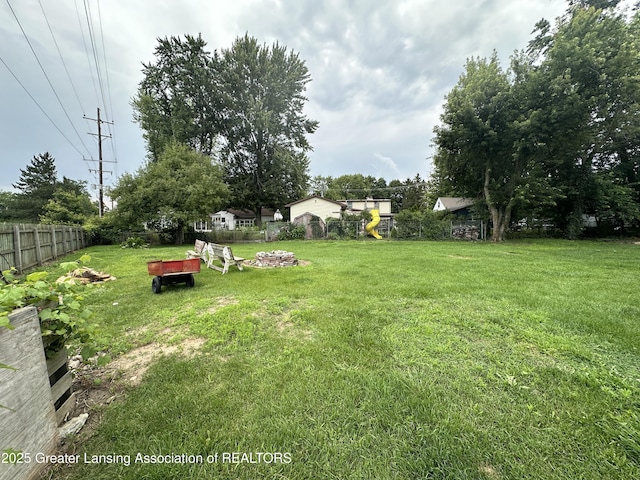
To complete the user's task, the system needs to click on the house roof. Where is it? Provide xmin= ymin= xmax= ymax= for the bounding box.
xmin=285 ymin=196 xmax=345 ymax=208
xmin=336 ymin=198 xmax=391 ymax=203
xmin=216 ymin=208 xmax=276 ymax=219
xmin=434 ymin=197 xmax=475 ymax=212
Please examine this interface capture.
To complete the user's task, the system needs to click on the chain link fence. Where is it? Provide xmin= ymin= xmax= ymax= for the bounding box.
xmin=264 ymin=219 xmax=486 ymax=241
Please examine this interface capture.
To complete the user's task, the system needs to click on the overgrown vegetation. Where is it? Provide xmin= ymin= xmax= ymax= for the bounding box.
xmin=0 ymin=255 xmax=99 ymax=358
xmin=120 ymin=237 xmax=147 ymax=249
xmin=433 ymin=4 xmax=640 ymax=241
xmin=50 ymin=240 xmax=639 ymax=479
xmin=392 ymin=210 xmax=450 ymax=239
xmin=276 ymin=224 xmax=305 ymax=240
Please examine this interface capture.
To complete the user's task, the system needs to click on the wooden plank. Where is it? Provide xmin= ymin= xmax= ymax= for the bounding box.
xmin=50 ymin=370 xmax=73 ymax=404
xmin=46 ymin=348 xmax=69 ymax=377
xmin=51 ymin=224 xmax=57 ymax=259
xmin=1 ymin=306 xmax=58 ymax=480
xmin=13 ymin=224 xmax=22 ymax=273
xmin=33 ymin=225 xmax=42 ymax=265
xmin=55 ymin=392 xmax=77 ymax=425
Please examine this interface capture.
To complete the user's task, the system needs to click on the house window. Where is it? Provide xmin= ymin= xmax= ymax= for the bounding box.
xmin=236 ymin=219 xmax=254 ymax=228
xmin=195 ymin=220 xmax=209 ymax=231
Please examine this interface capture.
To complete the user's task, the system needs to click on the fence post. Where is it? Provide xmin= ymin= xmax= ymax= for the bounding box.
xmin=13 ymin=224 xmax=23 ymax=274
xmin=33 ymin=225 xmax=43 ymax=266
xmin=50 ymin=225 xmax=57 ymax=259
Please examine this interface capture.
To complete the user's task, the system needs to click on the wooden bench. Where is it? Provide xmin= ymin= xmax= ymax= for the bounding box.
xmin=186 ymin=239 xmax=208 ymax=261
xmin=206 ymin=243 xmax=245 ymax=274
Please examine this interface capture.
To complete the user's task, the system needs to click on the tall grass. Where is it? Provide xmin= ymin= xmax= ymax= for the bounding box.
xmin=53 ymin=240 xmax=639 ymax=479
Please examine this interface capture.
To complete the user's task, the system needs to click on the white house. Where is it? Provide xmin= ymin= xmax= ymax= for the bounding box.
xmin=285 ymin=196 xmax=346 ymax=222
xmin=286 ymin=196 xmax=395 ymax=222
xmin=195 ymin=208 xmax=275 ymax=231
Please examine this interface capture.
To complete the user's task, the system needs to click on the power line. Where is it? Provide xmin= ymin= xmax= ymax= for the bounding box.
xmin=0 ymin=55 xmax=85 ymax=157
xmin=37 ymin=0 xmax=88 ymax=118
xmin=74 ymin=0 xmax=101 ymax=109
xmin=5 ymin=0 xmax=92 ymax=158
xmin=85 ymin=108 xmax=113 ymax=217
xmin=96 ymin=0 xmax=118 ymax=168
xmin=38 ymin=0 xmax=98 ymax=181
xmin=83 ymin=0 xmax=108 ymax=119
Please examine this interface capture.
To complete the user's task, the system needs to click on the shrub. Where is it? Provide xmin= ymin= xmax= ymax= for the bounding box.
xmin=0 ymin=255 xmax=99 ymax=359
xmin=83 ymin=214 xmax=122 ymax=245
xmin=277 ymin=224 xmax=305 ymax=240
xmin=393 ymin=209 xmax=449 ymax=240
xmin=120 ymin=236 xmax=148 ymax=249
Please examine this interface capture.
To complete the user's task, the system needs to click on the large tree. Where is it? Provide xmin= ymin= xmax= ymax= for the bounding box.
xmin=218 ymin=34 xmax=318 ymax=224
xmin=525 ymin=4 xmax=640 ymax=235
xmin=433 ymin=3 xmax=640 ymax=240
xmin=109 ymin=143 xmax=228 ymax=244
xmin=433 ymin=54 xmax=529 ymax=242
xmin=132 ymin=34 xmax=221 ymax=162
xmin=321 ymin=174 xmax=384 ymax=200
xmin=12 ymin=152 xmax=58 ymax=222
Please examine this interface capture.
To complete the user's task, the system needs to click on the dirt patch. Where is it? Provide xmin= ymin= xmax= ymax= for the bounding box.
xmin=479 ymin=464 xmax=501 ymax=479
xmin=207 ymin=296 xmax=239 ymax=314
xmin=60 ymin=334 xmax=206 ymax=439
xmin=107 ymin=337 xmax=205 ymax=386
xmin=276 ymin=319 xmax=314 ymax=341
xmin=37 ymin=333 xmax=206 ymax=479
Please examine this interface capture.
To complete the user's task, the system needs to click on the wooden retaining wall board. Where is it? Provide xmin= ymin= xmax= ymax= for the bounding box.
xmin=0 ymin=307 xmax=58 ymax=480
xmin=0 ymin=224 xmax=87 ymax=273
xmin=44 ymin=346 xmax=75 ymax=425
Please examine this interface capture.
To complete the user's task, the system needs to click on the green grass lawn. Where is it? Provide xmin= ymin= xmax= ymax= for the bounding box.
xmin=53 ymin=239 xmax=639 ymax=479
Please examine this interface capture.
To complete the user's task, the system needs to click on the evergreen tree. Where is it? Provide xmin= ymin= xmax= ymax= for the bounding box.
xmin=12 ymin=153 xmax=58 ymax=222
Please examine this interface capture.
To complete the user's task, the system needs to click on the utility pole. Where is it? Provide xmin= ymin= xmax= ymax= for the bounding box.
xmin=84 ymin=108 xmax=113 ymax=217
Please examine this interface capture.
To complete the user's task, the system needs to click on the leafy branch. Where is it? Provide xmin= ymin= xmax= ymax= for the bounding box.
xmin=0 ymin=254 xmax=99 ymax=358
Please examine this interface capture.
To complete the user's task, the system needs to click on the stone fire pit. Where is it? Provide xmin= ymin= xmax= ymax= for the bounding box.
xmin=252 ymin=250 xmax=298 ymax=267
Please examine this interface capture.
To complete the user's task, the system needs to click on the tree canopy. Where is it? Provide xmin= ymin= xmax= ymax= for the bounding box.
xmin=132 ymin=34 xmax=318 ymax=224
xmin=11 ymin=152 xmax=58 ymax=222
xmin=40 ymin=178 xmax=98 ymax=226
xmin=432 ymin=3 xmax=640 ymax=240
xmin=217 ymin=34 xmax=319 ymax=223
xmin=132 ymin=34 xmax=221 ymax=162
xmin=109 ymin=142 xmax=228 ymax=244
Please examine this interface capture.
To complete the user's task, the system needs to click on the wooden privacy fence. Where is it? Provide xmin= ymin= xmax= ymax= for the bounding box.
xmin=0 ymin=223 xmax=87 ymax=273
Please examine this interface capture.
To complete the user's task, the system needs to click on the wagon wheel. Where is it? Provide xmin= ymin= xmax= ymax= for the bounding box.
xmin=152 ymin=276 xmax=162 ymax=294
xmin=186 ymin=274 xmax=195 ymax=288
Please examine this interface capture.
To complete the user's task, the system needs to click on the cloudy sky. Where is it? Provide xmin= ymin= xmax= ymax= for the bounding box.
xmin=1 ymin=0 xmax=571 ymax=196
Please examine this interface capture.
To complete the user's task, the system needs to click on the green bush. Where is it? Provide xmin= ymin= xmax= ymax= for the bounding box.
xmin=393 ymin=209 xmax=449 ymax=240
xmin=120 ymin=236 xmax=148 ymax=249
xmin=326 ymin=213 xmax=362 ymax=239
xmin=83 ymin=214 xmax=123 ymax=245
xmin=0 ymin=255 xmax=100 ymax=359
xmin=276 ymin=224 xmax=305 ymax=240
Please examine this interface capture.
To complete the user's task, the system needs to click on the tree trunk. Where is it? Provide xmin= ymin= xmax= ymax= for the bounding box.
xmin=175 ymin=223 xmax=185 ymax=245
xmin=253 ymin=207 xmax=262 ymax=227
xmin=484 ymin=165 xmax=514 ymax=242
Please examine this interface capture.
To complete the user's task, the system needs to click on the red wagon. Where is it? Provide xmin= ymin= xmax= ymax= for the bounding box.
xmin=147 ymin=258 xmax=201 ymax=294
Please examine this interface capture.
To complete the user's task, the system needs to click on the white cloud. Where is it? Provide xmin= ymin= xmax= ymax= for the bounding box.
xmin=0 ymin=0 xmax=569 ymax=193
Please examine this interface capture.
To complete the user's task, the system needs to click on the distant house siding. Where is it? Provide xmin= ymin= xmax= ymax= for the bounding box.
xmin=346 ymin=199 xmax=391 ymax=214
xmin=289 ymin=198 xmax=343 ymax=221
